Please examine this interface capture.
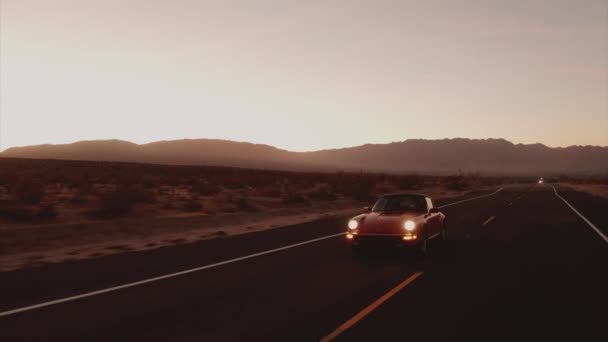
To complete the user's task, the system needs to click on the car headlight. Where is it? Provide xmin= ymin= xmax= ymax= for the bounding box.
xmin=404 ymin=220 xmax=416 ymax=231
xmin=348 ymin=220 xmax=359 ymax=230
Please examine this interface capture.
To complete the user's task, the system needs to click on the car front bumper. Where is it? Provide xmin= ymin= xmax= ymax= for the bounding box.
xmin=347 ymin=233 xmax=420 ymax=248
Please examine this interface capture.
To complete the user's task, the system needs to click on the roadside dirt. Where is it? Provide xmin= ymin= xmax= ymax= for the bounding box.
xmin=560 ymin=183 xmax=608 ymax=199
xmin=0 ymin=187 xmax=482 ymax=272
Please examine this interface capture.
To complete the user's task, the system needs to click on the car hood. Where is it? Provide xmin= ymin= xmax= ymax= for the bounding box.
xmin=357 ymin=212 xmax=424 ymax=234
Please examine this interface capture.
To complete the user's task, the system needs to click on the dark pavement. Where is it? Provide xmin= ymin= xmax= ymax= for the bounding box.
xmin=0 ymin=184 xmax=606 ymax=341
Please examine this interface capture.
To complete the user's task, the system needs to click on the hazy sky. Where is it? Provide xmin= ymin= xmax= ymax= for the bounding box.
xmin=1 ymin=0 xmax=607 ymax=151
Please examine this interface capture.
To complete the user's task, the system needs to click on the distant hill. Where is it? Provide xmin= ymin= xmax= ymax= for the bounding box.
xmin=2 ymin=138 xmax=607 ymax=175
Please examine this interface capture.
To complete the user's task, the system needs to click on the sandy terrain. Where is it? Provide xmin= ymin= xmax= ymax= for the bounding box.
xmin=561 ymin=183 xmax=608 ymax=199
xmin=0 ymin=186 xmax=477 ymax=272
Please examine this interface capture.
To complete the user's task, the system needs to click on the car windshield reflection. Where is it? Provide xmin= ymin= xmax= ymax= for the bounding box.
xmin=372 ymin=195 xmax=427 ymax=213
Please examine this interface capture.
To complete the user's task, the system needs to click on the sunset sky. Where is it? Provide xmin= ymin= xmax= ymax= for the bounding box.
xmin=1 ymin=0 xmax=606 ymax=151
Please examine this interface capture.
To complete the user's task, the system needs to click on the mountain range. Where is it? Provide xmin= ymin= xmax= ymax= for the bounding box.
xmin=2 ymin=138 xmax=607 ymax=175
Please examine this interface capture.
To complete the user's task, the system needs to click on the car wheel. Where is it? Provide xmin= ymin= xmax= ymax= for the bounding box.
xmin=419 ymin=231 xmax=429 ymax=254
xmin=440 ymin=222 xmax=447 ymax=241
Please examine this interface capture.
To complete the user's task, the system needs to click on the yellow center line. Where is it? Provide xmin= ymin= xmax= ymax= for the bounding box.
xmin=482 ymin=215 xmax=496 ymax=226
xmin=320 ymin=271 xmax=423 ymax=342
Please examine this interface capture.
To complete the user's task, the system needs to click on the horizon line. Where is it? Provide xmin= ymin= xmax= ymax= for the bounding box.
xmin=2 ymin=136 xmax=608 ymax=154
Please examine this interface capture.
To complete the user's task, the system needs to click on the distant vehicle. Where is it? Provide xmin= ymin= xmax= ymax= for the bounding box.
xmin=346 ymin=193 xmax=446 ymax=254
xmin=538 ymin=177 xmax=544 ymax=184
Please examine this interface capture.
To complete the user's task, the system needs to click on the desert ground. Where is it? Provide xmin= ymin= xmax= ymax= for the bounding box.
xmin=560 ymin=183 xmax=608 ymax=199
xmin=0 ymin=157 xmax=545 ymax=271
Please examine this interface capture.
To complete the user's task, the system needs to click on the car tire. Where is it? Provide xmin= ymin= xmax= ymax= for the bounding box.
xmin=440 ymin=221 xmax=447 ymax=241
xmin=419 ymin=229 xmax=429 ymax=254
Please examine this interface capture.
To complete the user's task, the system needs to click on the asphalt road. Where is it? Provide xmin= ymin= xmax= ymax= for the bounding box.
xmin=0 ymin=184 xmax=606 ymax=341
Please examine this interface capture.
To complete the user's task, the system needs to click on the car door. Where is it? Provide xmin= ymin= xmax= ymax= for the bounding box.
xmin=425 ymin=197 xmax=440 ymax=237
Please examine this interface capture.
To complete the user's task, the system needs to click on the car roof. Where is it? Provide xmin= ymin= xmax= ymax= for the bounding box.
xmin=379 ymin=192 xmax=430 ymax=198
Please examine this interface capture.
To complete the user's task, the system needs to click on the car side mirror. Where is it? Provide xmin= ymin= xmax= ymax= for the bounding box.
xmin=428 ymin=207 xmax=439 ymax=214
xmin=363 ymin=206 xmax=371 ymax=213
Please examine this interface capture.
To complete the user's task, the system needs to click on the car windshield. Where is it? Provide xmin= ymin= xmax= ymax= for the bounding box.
xmin=372 ymin=195 xmax=427 ymax=213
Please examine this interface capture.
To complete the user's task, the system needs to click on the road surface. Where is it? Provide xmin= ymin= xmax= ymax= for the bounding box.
xmin=0 ymin=184 xmax=606 ymax=341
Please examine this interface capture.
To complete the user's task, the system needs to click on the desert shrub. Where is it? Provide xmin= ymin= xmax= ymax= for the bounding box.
xmin=94 ymin=186 xmax=154 ymax=218
xmin=192 ymin=181 xmax=222 ymax=196
xmin=142 ymin=176 xmax=160 ymax=189
xmin=96 ymin=192 xmax=135 ymax=218
xmin=0 ymin=171 xmax=18 ymax=189
xmin=331 ymin=173 xmax=378 ymax=199
xmin=211 ymin=192 xmax=234 ymax=212
xmin=351 ymin=179 xmax=374 ymax=200
xmin=68 ymin=177 xmax=97 ymax=197
xmin=308 ymin=183 xmax=337 ymax=200
xmin=70 ymin=191 xmax=89 ymax=204
xmin=162 ymin=175 xmax=182 ymax=188
xmin=282 ymin=191 xmax=307 ymax=204
xmin=236 ymin=196 xmax=257 ymax=211
xmin=444 ymin=176 xmax=468 ymax=191
xmin=161 ymin=198 xmax=176 ymax=209
xmin=47 ymin=173 xmax=68 ymax=184
xmin=37 ymin=204 xmax=57 ymax=220
xmin=373 ymin=183 xmax=393 ymax=196
xmin=130 ymin=186 xmax=156 ymax=204
xmin=254 ymin=185 xmax=282 ymax=198
xmin=223 ymin=179 xmax=245 ymax=190
xmin=183 ymin=199 xmax=203 ymax=212
xmin=221 ymin=205 xmax=237 ymax=213
xmin=398 ymin=175 xmax=422 ymax=190
xmin=14 ymin=180 xmax=45 ymax=204
xmin=0 ymin=201 xmax=57 ymax=222
xmin=0 ymin=201 xmax=32 ymax=221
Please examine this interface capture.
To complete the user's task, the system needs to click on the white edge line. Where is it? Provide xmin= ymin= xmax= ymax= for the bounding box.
xmin=553 ymin=186 xmax=608 ymax=244
xmin=0 ymin=187 xmax=504 ymax=318
xmin=0 ymin=232 xmax=345 ymax=318
xmin=438 ymin=187 xmax=503 ymax=208
xmin=428 ymin=232 xmax=441 ymax=239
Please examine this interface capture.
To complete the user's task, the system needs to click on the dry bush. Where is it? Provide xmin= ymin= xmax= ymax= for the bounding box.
xmin=162 ymin=175 xmax=182 ymax=188
xmin=142 ymin=176 xmax=161 ymax=189
xmin=183 ymin=198 xmax=203 ymax=212
xmin=254 ymin=185 xmax=282 ymax=198
xmin=351 ymin=179 xmax=374 ymax=200
xmin=96 ymin=192 xmax=135 ymax=218
xmin=191 ymin=181 xmax=222 ymax=196
xmin=308 ymin=183 xmax=337 ymax=200
xmin=0 ymin=158 xmax=522 ymax=222
xmin=94 ymin=186 xmax=155 ymax=218
xmin=236 ymin=195 xmax=257 ymax=211
xmin=36 ymin=204 xmax=57 ymax=220
xmin=221 ymin=205 xmax=237 ymax=213
xmin=69 ymin=191 xmax=89 ymax=204
xmin=213 ymin=192 xmax=236 ymax=213
xmin=397 ymin=175 xmax=422 ymax=190
xmin=443 ymin=176 xmax=469 ymax=191
xmin=0 ymin=201 xmax=31 ymax=221
xmin=14 ymin=180 xmax=46 ymax=204
xmin=373 ymin=183 xmax=394 ymax=196
xmin=282 ymin=191 xmax=307 ymax=204
xmin=161 ymin=198 xmax=176 ymax=209
xmin=0 ymin=201 xmax=57 ymax=222
xmin=223 ymin=179 xmax=245 ymax=190
xmin=330 ymin=173 xmax=380 ymax=200
xmin=0 ymin=171 xmax=18 ymax=190
xmin=68 ymin=177 xmax=96 ymax=194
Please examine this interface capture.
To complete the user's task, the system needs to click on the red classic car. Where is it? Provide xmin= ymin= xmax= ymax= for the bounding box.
xmin=346 ymin=193 xmax=446 ymax=253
